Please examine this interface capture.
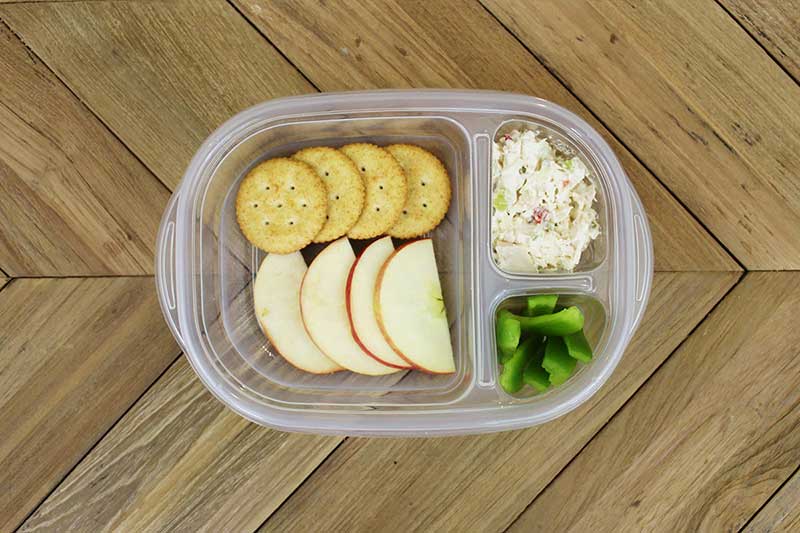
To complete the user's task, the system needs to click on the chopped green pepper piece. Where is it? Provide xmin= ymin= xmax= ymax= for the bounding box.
xmin=524 ymin=294 xmax=558 ymax=317
xmin=523 ymin=344 xmax=550 ymax=392
xmin=496 ymin=309 xmax=521 ymax=363
xmin=564 ymin=329 xmax=593 ymax=362
xmin=549 ymin=370 xmax=571 ymax=386
xmin=500 ymin=336 xmax=540 ymax=393
xmin=543 ymin=336 xmax=576 ymax=385
xmin=506 ymin=306 xmax=585 ymax=336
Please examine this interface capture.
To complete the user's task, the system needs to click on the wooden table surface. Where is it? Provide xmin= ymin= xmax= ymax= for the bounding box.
xmin=1 ymin=1 xmax=798 ymax=531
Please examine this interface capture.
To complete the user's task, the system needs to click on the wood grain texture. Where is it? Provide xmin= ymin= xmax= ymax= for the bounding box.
xmin=20 ymin=358 xmax=341 ymax=533
xmin=259 ymin=272 xmax=739 ymax=533
xmin=0 ymin=0 xmax=314 ymax=189
xmin=722 ymin=0 xmax=800 ymax=81
xmin=512 ymin=272 xmax=800 ymax=533
xmin=745 ymin=468 xmax=800 ymax=533
xmin=0 ymin=278 xmax=180 ymax=532
xmin=0 ymin=0 xmax=737 ymax=272
xmin=482 ymin=0 xmax=800 ymax=269
xmin=0 ymin=23 xmax=169 ymax=276
xmin=233 ymin=0 xmax=737 ymax=273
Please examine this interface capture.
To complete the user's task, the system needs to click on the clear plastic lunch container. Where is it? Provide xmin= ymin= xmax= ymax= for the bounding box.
xmin=156 ymin=90 xmax=653 ymax=436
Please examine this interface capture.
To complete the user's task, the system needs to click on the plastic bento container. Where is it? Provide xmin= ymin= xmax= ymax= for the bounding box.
xmin=156 ymin=89 xmax=653 ymax=436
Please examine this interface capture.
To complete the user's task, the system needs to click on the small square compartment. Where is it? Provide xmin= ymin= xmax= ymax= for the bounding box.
xmin=492 ymin=292 xmax=608 ymax=400
xmin=488 ymin=119 xmax=610 ymax=277
xmin=197 ymin=114 xmax=474 ymax=406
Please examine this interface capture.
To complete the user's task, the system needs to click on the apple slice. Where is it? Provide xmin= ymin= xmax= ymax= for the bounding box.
xmin=254 ymin=252 xmax=342 ymax=374
xmin=375 ymin=239 xmax=455 ymax=374
xmin=301 ymin=237 xmax=399 ymax=376
xmin=346 ymin=237 xmax=412 ymax=369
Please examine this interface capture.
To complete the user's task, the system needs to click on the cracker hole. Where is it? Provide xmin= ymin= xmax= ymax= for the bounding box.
xmin=421 ymin=181 xmax=426 ymax=186
xmin=264 ymin=220 xmax=270 ymax=225
xmin=422 ymin=203 xmax=427 ymax=208
xmin=302 ymin=203 xmax=307 ymax=207
xmin=324 ymin=171 xmax=330 ymax=177
xmin=265 ymin=186 xmax=270 ymax=191
xmin=403 ymin=210 xmax=408 ymax=215
xmin=326 ymin=215 xmax=329 ymax=219
xmin=375 ymin=207 xmax=380 ymax=212
xmin=290 ymin=185 xmax=295 ymax=190
xmin=335 ymin=195 xmax=340 ymax=200
xmin=379 ymin=184 xmax=383 ymax=190
xmin=289 ymin=221 xmax=294 ymax=225
xmin=253 ymin=203 xmax=259 ymax=208
xmin=361 ymin=166 xmax=366 ymax=172
xmin=277 ymin=203 xmax=283 ymax=208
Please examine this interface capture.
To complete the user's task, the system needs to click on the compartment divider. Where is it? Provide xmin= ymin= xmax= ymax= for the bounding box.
xmin=472 ymin=133 xmax=496 ymax=389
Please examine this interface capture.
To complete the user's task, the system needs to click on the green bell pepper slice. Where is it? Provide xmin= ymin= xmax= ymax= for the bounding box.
xmin=524 ymin=294 xmax=558 ymax=317
xmin=500 ymin=336 xmax=541 ymax=393
xmin=564 ymin=329 xmax=593 ymax=362
xmin=543 ymin=336 xmax=576 ymax=386
xmin=496 ymin=309 xmax=521 ymax=363
xmin=506 ymin=306 xmax=585 ymax=336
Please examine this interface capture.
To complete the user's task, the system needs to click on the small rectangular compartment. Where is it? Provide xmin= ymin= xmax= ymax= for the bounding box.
xmin=489 ymin=120 xmax=609 ymax=276
xmin=156 ymin=90 xmax=653 ymax=436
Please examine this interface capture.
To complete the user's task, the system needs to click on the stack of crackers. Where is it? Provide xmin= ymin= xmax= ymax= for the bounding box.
xmin=236 ymin=143 xmax=451 ymax=253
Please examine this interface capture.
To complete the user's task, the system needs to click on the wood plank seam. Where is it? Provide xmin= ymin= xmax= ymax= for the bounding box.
xmin=2 ymin=11 xmax=252 ymax=278
xmin=228 ymin=0 xmax=740 ymax=517
xmin=714 ymin=0 xmax=800 ymax=87
xmin=479 ymin=0 xmax=800 ymax=270
xmin=13 ymin=278 xmax=251 ymax=530
xmin=249 ymin=274 xmax=736 ymax=532
xmin=226 ymin=0 xmax=321 ymax=92
xmin=253 ymin=437 xmax=349 ymax=531
xmin=738 ymin=449 xmax=800 ymax=532
xmin=743 ymin=463 xmax=800 ymax=532
xmin=0 ymin=16 xmax=175 ymax=195
xmin=475 ymin=0 xmax=745 ymax=272
xmin=229 ymin=0 xmax=740 ymax=271
xmin=0 ymin=1 xmax=792 ymax=530
xmin=13 ymin=350 xmax=184 ymax=530
xmin=0 ymin=3 xmax=763 ymax=530
xmin=506 ymin=272 xmax=800 ymax=531
xmin=502 ymin=270 xmax=746 ymax=532
xmin=1 ymin=0 xmax=739 ymax=271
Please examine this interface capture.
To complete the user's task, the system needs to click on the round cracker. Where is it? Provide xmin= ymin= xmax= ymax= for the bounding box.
xmin=293 ymin=146 xmax=365 ymax=242
xmin=386 ymin=144 xmax=452 ymax=238
xmin=235 ymin=157 xmax=327 ymax=253
xmin=340 ymin=143 xmax=407 ymax=239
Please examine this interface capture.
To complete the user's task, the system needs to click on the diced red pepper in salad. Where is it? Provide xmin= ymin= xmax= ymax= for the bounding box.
xmin=532 ymin=206 xmax=549 ymax=224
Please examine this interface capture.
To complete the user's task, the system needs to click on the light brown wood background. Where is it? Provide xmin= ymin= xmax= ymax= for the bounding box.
xmin=0 ymin=1 xmax=797 ymax=532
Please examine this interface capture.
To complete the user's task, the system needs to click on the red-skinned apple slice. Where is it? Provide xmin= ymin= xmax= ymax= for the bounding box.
xmin=375 ymin=239 xmax=455 ymax=374
xmin=254 ymin=252 xmax=342 ymax=374
xmin=346 ymin=236 xmax=412 ymax=369
xmin=301 ymin=237 xmax=399 ymax=376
